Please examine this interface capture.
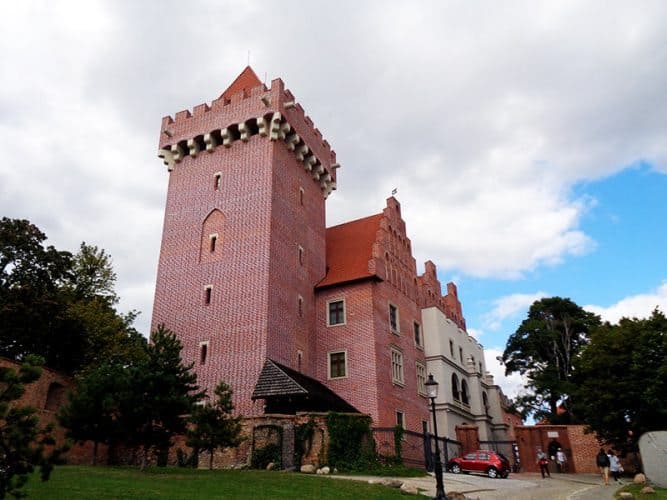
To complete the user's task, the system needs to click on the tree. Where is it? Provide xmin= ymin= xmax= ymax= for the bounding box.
xmin=58 ymin=363 xmax=134 ymax=465
xmin=122 ymin=325 xmax=204 ymax=470
xmin=186 ymin=381 xmax=243 ymax=470
xmin=0 ymin=355 xmax=66 ymax=498
xmin=571 ymin=309 xmax=667 ymax=451
xmin=501 ymin=297 xmax=600 ymax=420
xmin=0 ymin=218 xmax=145 ymax=375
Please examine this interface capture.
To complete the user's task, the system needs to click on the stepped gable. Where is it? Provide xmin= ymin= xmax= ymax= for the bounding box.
xmin=317 ymin=213 xmax=383 ymax=289
xmin=220 ymin=65 xmax=262 ymax=100
xmin=417 ymin=261 xmax=467 ymax=331
xmin=157 ymin=67 xmax=338 ymax=197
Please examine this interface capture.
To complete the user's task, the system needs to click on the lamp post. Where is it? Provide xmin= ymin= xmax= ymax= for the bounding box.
xmin=425 ymin=374 xmax=446 ymax=500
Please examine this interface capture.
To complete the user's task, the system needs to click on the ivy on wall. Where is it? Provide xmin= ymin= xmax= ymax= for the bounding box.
xmin=326 ymin=413 xmax=376 ymax=470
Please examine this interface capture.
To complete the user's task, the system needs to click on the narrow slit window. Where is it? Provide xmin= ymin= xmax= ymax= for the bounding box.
xmin=299 ymin=187 xmax=304 ymax=206
xmin=205 ymin=286 xmax=212 ymax=305
xmin=210 ymin=234 xmax=217 ymax=252
xmin=200 ymin=343 xmax=208 ymax=365
xmin=298 ymin=245 xmax=304 ymax=266
xmin=214 ymin=173 xmax=222 ymax=190
xmin=298 ymin=295 xmax=304 ymax=317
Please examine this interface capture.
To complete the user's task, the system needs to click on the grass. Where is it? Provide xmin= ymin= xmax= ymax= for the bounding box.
xmin=24 ymin=466 xmax=420 ymax=499
xmin=615 ymin=482 xmax=667 ymax=499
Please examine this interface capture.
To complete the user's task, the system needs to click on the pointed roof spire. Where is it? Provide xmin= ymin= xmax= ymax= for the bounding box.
xmin=220 ymin=66 xmax=263 ymax=100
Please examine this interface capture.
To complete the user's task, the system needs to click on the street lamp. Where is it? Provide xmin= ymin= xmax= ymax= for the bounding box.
xmin=425 ymin=373 xmax=446 ymax=500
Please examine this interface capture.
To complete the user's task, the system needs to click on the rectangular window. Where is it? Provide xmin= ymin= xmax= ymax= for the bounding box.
xmin=459 ymin=347 xmax=464 ymax=363
xmin=210 ymin=234 xmax=217 ymax=252
xmin=327 ymin=299 xmax=345 ymax=326
xmin=214 ymin=172 xmax=222 ymax=190
xmin=479 ymin=361 xmax=483 ymax=373
xmin=389 ymin=304 xmax=399 ymax=333
xmin=299 ymin=187 xmax=304 ymax=206
xmin=199 ymin=342 xmax=208 ymax=365
xmin=329 ymin=351 xmax=347 ymax=379
xmin=416 ymin=362 xmax=427 ymax=396
xmin=298 ymin=245 xmax=304 ymax=266
xmin=449 ymin=339 xmax=454 ymax=357
xmin=414 ymin=322 xmax=422 ymax=347
xmin=396 ymin=411 xmax=404 ymax=428
xmin=391 ymin=348 xmax=404 ymax=385
xmin=204 ymin=286 xmax=212 ymax=305
xmin=298 ymin=295 xmax=303 ymax=318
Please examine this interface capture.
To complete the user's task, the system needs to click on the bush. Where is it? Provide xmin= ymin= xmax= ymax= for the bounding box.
xmin=326 ymin=413 xmax=377 ymax=471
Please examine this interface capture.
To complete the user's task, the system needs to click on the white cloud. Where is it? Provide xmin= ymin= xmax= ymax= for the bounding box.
xmin=584 ymin=282 xmax=667 ymax=324
xmin=466 ymin=328 xmax=483 ymax=340
xmin=484 ymin=348 xmax=528 ymax=401
xmin=1 ymin=1 xmax=666 ymax=334
xmin=482 ymin=291 xmax=549 ymax=331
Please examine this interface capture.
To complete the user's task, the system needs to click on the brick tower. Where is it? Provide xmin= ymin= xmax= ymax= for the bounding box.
xmin=151 ymin=67 xmax=338 ymax=415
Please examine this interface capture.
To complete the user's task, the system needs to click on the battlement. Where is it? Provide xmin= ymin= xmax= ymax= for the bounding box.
xmin=157 ymin=71 xmax=339 ymax=197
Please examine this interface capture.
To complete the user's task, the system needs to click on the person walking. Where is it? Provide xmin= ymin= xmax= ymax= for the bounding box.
xmin=537 ymin=448 xmax=551 ymax=478
xmin=556 ymin=448 xmax=567 ymax=473
xmin=596 ymin=448 xmax=610 ymax=485
xmin=609 ymin=451 xmax=623 ymax=483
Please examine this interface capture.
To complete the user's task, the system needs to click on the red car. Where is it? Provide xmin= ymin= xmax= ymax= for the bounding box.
xmin=447 ymin=450 xmax=511 ymax=478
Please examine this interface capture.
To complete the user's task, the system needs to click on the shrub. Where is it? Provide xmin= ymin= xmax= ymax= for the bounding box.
xmin=326 ymin=413 xmax=377 ymax=470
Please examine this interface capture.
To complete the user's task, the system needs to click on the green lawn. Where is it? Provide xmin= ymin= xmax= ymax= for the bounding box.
xmin=615 ymin=483 xmax=667 ymax=499
xmin=24 ymin=466 xmax=419 ymax=499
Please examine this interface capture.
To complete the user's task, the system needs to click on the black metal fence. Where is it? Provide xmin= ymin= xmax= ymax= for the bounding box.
xmin=372 ymin=427 xmax=428 ymax=468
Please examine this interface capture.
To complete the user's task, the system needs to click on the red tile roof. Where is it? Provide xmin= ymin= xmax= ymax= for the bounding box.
xmin=220 ymin=66 xmax=262 ymax=100
xmin=317 ymin=213 xmax=383 ymax=288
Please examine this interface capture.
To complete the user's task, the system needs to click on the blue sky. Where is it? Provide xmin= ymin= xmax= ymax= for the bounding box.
xmin=1 ymin=1 xmax=665 ymax=399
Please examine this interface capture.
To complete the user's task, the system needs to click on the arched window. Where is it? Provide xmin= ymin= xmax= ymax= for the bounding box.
xmin=200 ymin=209 xmax=225 ymax=263
xmin=461 ymin=379 xmax=469 ymax=405
xmin=45 ymin=382 xmax=66 ymax=411
xmin=451 ymin=373 xmax=460 ymax=401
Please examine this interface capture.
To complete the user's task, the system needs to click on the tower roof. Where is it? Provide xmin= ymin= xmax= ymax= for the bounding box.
xmin=317 ymin=213 xmax=383 ymax=288
xmin=220 ymin=66 xmax=263 ymax=100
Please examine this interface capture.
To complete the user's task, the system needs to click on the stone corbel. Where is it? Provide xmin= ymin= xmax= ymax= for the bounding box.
xmin=269 ymin=112 xmax=282 ymax=140
xmin=170 ymin=143 xmax=185 ymax=163
xmin=158 ymin=148 xmax=176 ymax=171
xmin=285 ymin=132 xmax=300 ymax=151
xmin=204 ymin=132 xmax=218 ymax=152
xmin=277 ymin=121 xmax=291 ymax=141
xmin=303 ymin=154 xmax=317 ymax=171
xmin=257 ymin=116 xmax=269 ymax=137
xmin=187 ymin=138 xmax=201 ymax=158
xmin=221 ymin=127 xmax=232 ymax=147
xmin=239 ymin=121 xmax=252 ymax=142
xmin=295 ymin=144 xmax=310 ymax=162
xmin=319 ymin=173 xmax=332 ymax=188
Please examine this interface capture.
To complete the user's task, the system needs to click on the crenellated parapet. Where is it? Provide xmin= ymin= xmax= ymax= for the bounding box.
xmin=417 ymin=261 xmax=467 ymax=331
xmin=157 ymin=76 xmax=338 ymax=198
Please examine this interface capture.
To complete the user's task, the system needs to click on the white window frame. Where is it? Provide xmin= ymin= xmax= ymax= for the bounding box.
xmin=396 ymin=410 xmax=405 ymax=428
xmin=326 ymin=298 xmax=346 ymax=327
xmin=328 ymin=350 xmax=348 ymax=379
xmin=391 ymin=347 xmax=404 ymax=386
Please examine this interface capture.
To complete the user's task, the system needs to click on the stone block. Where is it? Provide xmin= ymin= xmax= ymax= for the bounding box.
xmin=639 ymin=431 xmax=667 ymax=488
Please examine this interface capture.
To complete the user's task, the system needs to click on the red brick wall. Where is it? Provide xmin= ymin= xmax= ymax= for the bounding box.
xmin=515 ymin=425 xmax=604 ymax=473
xmin=152 ymin=76 xmax=337 ymax=417
xmin=0 ymin=358 xmax=105 ymax=465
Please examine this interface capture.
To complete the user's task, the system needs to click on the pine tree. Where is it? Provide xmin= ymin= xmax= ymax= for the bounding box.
xmin=187 ymin=381 xmax=243 ymax=470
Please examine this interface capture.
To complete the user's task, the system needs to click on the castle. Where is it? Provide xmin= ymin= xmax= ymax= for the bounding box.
xmin=151 ymin=67 xmax=511 ymax=442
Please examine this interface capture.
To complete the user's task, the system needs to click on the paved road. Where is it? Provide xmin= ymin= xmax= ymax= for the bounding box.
xmin=332 ymin=472 xmax=624 ymax=499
